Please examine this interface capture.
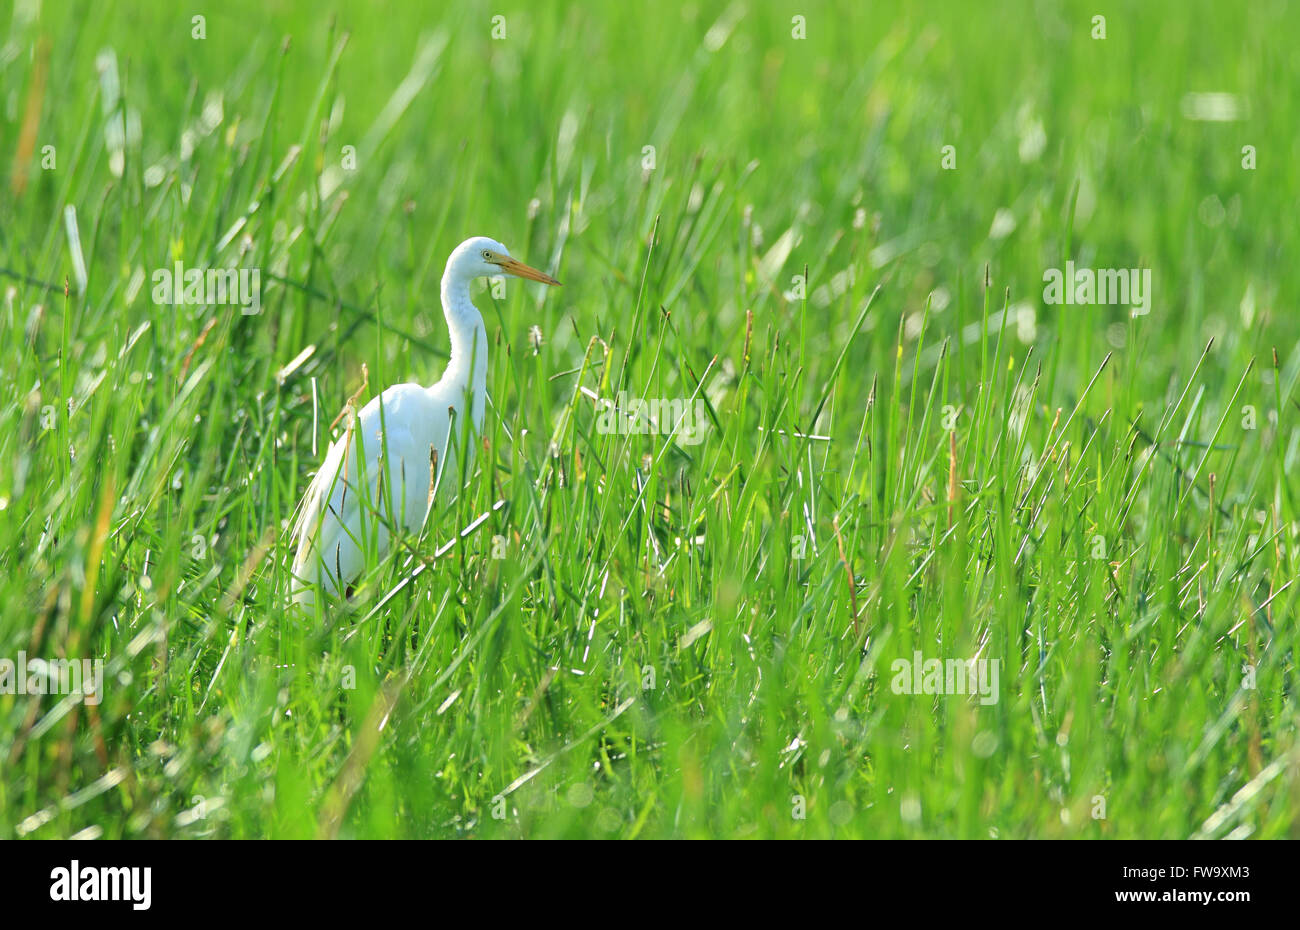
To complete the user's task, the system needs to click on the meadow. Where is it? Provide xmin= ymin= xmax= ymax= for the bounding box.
xmin=1 ymin=0 xmax=1297 ymax=838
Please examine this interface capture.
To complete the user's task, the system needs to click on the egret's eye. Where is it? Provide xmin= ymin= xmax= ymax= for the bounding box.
xmin=482 ymin=250 xmax=492 ymax=260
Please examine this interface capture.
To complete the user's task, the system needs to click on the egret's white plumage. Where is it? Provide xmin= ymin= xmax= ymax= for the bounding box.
xmin=290 ymin=236 xmax=559 ymax=610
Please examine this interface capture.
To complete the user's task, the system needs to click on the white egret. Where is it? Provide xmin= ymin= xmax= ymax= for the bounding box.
xmin=290 ymin=236 xmax=560 ymax=609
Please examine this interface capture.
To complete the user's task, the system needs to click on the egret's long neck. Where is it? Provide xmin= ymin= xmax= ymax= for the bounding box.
xmin=437 ymin=270 xmax=489 ymax=427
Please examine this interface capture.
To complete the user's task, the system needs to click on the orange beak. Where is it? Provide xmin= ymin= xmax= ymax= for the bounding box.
xmin=497 ymin=257 xmax=561 ymax=286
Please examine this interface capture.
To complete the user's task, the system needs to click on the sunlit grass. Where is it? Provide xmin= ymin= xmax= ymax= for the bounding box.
xmin=1 ymin=0 xmax=1297 ymax=838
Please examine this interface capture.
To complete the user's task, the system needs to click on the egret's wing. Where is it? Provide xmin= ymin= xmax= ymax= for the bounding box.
xmin=289 ymin=415 xmax=362 ymax=604
xmin=290 ymin=384 xmax=439 ymax=608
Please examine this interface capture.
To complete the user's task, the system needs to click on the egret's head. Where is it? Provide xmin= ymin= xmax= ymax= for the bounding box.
xmin=448 ymin=236 xmax=561 ymax=286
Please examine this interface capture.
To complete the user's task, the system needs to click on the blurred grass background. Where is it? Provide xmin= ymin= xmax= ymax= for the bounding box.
xmin=1 ymin=0 xmax=1297 ymax=838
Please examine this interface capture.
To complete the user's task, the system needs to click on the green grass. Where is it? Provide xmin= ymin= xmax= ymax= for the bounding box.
xmin=2 ymin=0 xmax=1297 ymax=839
